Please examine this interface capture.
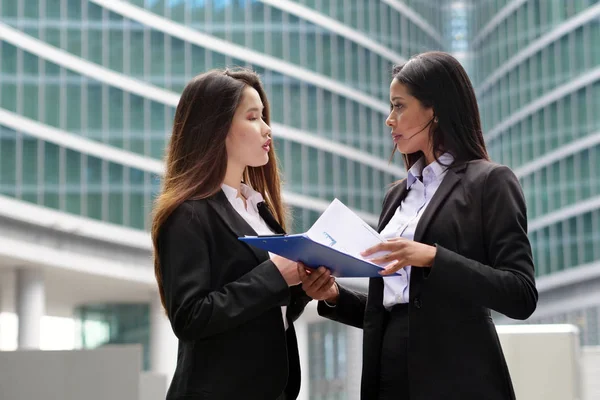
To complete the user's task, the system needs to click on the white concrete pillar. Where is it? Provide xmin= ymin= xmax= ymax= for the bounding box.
xmin=150 ymin=291 xmax=177 ymax=389
xmin=16 ymin=268 xmax=45 ymax=349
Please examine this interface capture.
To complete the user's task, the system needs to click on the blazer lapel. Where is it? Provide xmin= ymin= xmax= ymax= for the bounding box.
xmin=257 ymin=202 xmax=286 ymax=234
xmin=206 ymin=190 xmax=268 ymax=263
xmin=377 ymin=179 xmax=409 ymax=233
xmin=413 ymin=165 xmax=464 ymax=243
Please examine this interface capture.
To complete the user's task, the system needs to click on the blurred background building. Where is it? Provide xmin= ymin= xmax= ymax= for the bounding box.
xmin=470 ymin=1 xmax=600 ymax=345
xmin=0 ymin=1 xmax=598 ymax=399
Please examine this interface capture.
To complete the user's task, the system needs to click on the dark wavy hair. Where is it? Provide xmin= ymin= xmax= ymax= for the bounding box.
xmin=391 ymin=51 xmax=490 ymax=170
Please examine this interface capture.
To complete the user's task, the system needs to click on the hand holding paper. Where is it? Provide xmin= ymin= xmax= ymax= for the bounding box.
xmin=361 ymin=237 xmax=437 ymax=276
xmin=239 ymin=199 xmax=396 ymax=277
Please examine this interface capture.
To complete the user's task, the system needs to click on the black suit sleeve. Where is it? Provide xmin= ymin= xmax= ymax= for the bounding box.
xmin=426 ymin=165 xmax=538 ymax=320
xmin=286 ymin=285 xmax=312 ymax=323
xmin=159 ymin=203 xmax=290 ymax=341
xmin=316 ymin=285 xmax=367 ymax=329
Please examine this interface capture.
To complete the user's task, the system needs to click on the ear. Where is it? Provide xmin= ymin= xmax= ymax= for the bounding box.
xmin=425 ymin=106 xmax=435 ymax=121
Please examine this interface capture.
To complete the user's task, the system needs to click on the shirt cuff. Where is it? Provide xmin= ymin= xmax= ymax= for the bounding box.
xmin=323 ymin=300 xmax=337 ymax=308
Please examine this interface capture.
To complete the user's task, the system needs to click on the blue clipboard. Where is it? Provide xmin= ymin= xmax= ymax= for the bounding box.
xmin=239 ymin=234 xmax=396 ymax=278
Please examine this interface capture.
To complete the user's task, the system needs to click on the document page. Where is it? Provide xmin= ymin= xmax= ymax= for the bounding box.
xmin=306 ymin=198 xmax=389 ymax=263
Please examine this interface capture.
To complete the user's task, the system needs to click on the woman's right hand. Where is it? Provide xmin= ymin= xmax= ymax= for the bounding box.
xmin=298 ymin=263 xmax=339 ymax=303
xmin=271 ymin=255 xmax=301 ymax=286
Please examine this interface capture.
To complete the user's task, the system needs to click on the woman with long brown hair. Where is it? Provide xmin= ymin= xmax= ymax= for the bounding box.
xmin=152 ymin=68 xmax=310 ymax=400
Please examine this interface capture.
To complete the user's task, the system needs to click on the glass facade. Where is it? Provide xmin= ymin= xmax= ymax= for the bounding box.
xmin=0 ymin=0 xmax=425 ymax=233
xmin=470 ymin=0 xmax=600 ymax=280
xmin=471 ymin=0 xmax=600 ymax=346
xmin=308 ymin=320 xmax=348 ymax=399
xmin=0 ymin=124 xmax=157 ymax=230
xmin=76 ymin=303 xmax=150 ymax=369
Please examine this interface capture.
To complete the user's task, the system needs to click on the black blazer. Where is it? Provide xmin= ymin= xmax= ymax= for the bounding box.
xmin=318 ymin=160 xmax=538 ymax=400
xmin=157 ymin=190 xmax=311 ymax=400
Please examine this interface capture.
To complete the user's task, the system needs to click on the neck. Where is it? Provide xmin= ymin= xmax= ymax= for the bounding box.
xmin=223 ymin=162 xmax=245 ymax=195
xmin=424 ymin=151 xmax=436 ymax=166
xmin=424 ymin=146 xmax=444 ymax=166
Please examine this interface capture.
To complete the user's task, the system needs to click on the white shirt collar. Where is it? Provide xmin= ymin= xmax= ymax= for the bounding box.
xmin=220 ymin=183 xmax=239 ymax=203
xmin=407 ymin=152 xmax=455 ymax=188
xmin=407 ymin=158 xmax=425 ymax=188
xmin=221 ymin=183 xmax=265 ymax=211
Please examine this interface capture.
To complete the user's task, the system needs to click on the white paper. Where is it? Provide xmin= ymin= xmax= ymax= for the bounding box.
xmin=306 ymin=198 xmax=389 ymax=263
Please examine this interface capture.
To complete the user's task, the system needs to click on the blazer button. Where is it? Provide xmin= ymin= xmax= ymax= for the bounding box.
xmin=413 ymin=298 xmax=422 ymax=309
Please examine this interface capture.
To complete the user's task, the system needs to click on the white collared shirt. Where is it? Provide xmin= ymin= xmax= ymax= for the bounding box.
xmin=221 ymin=183 xmax=288 ymax=330
xmin=380 ymin=153 xmax=454 ymax=309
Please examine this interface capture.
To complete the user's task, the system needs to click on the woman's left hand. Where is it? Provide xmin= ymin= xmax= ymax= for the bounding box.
xmin=361 ymin=238 xmax=437 ymax=276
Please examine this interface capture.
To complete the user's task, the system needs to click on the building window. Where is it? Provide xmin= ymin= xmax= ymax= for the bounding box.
xmin=308 ymin=320 xmax=348 ymax=399
xmin=75 ymin=303 xmax=150 ymax=370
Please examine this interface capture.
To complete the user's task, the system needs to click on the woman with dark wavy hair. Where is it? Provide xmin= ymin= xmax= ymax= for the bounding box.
xmin=152 ymin=68 xmax=310 ymax=400
xmin=300 ymin=51 xmax=538 ymax=400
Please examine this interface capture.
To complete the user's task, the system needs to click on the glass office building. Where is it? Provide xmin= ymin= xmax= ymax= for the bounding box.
xmin=469 ymin=0 xmax=600 ymax=345
xmin=2 ymin=0 xmax=598 ymax=398
xmin=0 ymin=0 xmax=445 ymax=234
xmin=0 ymin=1 xmax=442 ymax=396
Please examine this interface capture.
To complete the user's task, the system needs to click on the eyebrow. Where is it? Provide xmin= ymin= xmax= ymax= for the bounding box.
xmin=390 ymin=96 xmax=405 ymax=102
xmin=246 ymin=107 xmax=264 ymax=113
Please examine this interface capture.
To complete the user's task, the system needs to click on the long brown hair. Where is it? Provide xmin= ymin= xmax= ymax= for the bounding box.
xmin=390 ymin=51 xmax=490 ymax=170
xmin=151 ymin=68 xmax=287 ymax=311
